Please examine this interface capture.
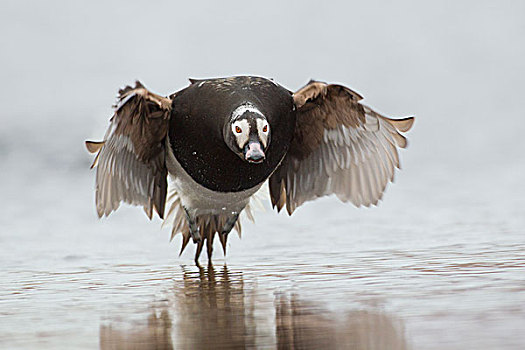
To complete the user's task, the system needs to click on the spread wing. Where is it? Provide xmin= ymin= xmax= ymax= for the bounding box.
xmin=85 ymin=81 xmax=171 ymax=219
xmin=269 ymin=80 xmax=414 ymax=215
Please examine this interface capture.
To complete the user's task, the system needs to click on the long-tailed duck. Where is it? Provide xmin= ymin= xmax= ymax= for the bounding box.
xmin=86 ymin=76 xmax=414 ymax=264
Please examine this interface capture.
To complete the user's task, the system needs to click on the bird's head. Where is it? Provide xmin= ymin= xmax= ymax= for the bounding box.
xmin=224 ymin=103 xmax=270 ymax=164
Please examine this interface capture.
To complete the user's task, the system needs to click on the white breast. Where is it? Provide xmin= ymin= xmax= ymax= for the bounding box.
xmin=165 ymin=137 xmax=261 ymax=217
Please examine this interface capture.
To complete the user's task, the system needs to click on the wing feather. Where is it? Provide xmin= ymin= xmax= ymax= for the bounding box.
xmin=86 ymin=81 xmax=171 ymax=219
xmin=269 ymin=80 xmax=414 ymax=214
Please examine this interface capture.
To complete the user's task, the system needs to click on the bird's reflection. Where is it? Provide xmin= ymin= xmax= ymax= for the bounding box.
xmin=275 ymin=294 xmax=408 ymax=350
xmin=174 ymin=264 xmax=256 ymax=349
xmin=100 ymin=265 xmax=409 ymax=349
xmin=100 ymin=308 xmax=173 ymax=350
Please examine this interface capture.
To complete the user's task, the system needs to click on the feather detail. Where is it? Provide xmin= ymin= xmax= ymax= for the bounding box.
xmin=270 ymin=80 xmax=414 ymax=214
xmin=86 ymin=81 xmax=171 ymax=219
xmin=163 ymin=180 xmax=265 ymax=261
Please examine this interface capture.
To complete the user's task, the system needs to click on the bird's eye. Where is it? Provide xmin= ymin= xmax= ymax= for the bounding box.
xmin=235 ymin=126 xmax=242 ymax=133
xmin=263 ymin=125 xmax=268 ymax=133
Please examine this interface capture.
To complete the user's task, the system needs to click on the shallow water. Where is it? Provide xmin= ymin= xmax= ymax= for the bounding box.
xmin=1 ymin=158 xmax=524 ymax=349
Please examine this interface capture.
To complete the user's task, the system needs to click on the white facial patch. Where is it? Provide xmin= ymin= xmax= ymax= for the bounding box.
xmin=232 ymin=119 xmax=250 ymax=149
xmin=231 ymin=103 xmax=264 ymax=121
xmin=256 ymin=118 xmax=270 ymax=147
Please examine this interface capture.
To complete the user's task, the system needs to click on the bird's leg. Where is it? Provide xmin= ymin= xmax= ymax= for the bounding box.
xmin=219 ymin=213 xmax=239 ymax=255
xmin=184 ymin=207 xmax=200 ymax=243
xmin=206 ymin=230 xmax=215 ymax=263
xmin=194 ymin=239 xmax=204 ymax=267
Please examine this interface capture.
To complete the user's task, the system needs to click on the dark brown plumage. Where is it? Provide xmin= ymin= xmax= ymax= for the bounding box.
xmin=269 ymin=80 xmax=414 ymax=214
xmin=86 ymin=81 xmax=171 ymax=219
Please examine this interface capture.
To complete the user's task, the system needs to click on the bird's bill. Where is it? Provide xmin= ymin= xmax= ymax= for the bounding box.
xmin=244 ymin=141 xmax=265 ymax=163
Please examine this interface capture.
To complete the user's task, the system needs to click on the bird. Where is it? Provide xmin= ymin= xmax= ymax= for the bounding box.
xmin=86 ymin=76 xmax=414 ymax=264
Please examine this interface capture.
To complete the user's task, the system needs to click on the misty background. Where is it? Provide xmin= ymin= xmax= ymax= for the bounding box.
xmin=0 ymin=1 xmax=524 ymax=349
xmin=2 ymin=0 xmax=523 ymax=253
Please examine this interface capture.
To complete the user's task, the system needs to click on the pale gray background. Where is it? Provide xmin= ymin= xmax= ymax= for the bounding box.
xmin=1 ymin=1 xmax=524 ymax=349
